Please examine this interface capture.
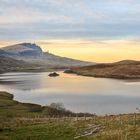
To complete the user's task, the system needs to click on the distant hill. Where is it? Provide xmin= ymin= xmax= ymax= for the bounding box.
xmin=0 ymin=56 xmax=41 ymax=73
xmin=1 ymin=43 xmax=93 ymax=67
xmin=3 ymin=43 xmax=43 ymax=57
xmin=65 ymin=60 xmax=140 ymax=79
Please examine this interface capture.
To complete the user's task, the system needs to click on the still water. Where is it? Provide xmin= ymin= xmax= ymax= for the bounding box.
xmin=0 ymin=72 xmax=140 ymax=115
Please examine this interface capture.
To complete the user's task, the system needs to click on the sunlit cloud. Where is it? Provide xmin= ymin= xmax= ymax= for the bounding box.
xmin=0 ymin=0 xmax=140 ymax=62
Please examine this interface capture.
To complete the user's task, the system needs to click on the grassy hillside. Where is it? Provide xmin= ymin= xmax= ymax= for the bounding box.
xmin=0 ymin=92 xmax=79 ymax=120
xmin=0 ymin=91 xmax=140 ymax=140
xmin=66 ymin=60 xmax=140 ymax=79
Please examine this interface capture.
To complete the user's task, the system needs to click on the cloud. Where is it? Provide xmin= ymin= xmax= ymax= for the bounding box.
xmin=0 ymin=0 xmax=140 ymax=41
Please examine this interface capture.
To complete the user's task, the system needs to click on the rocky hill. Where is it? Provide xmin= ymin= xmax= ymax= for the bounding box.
xmin=1 ymin=43 xmax=92 ymax=67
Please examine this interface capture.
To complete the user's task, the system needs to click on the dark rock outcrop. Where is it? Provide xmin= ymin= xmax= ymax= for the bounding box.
xmin=48 ymin=72 xmax=59 ymax=77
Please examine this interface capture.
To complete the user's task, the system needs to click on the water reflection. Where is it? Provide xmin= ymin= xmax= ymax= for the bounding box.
xmin=0 ymin=72 xmax=140 ymax=115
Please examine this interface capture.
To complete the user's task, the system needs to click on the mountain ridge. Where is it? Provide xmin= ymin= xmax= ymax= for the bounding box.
xmin=1 ymin=43 xmax=93 ymax=67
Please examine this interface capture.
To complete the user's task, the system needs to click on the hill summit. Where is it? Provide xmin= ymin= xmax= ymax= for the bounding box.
xmin=0 ymin=43 xmax=92 ymax=67
xmin=2 ymin=43 xmax=43 ymax=57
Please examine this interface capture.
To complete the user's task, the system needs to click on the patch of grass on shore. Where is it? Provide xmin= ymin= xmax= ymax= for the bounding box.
xmin=0 ymin=91 xmax=140 ymax=140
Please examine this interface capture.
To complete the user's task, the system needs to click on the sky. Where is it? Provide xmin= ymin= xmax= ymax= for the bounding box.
xmin=0 ymin=0 xmax=140 ymax=62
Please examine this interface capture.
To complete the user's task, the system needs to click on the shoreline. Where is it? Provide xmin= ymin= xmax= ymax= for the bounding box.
xmin=64 ymin=70 xmax=140 ymax=80
xmin=0 ymin=91 xmax=139 ymax=116
xmin=64 ymin=60 xmax=140 ymax=80
xmin=0 ymin=91 xmax=140 ymax=140
xmin=0 ymin=91 xmax=94 ymax=117
xmin=71 ymin=71 xmax=140 ymax=80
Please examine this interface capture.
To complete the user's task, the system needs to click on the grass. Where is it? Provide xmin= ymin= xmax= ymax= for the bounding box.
xmin=0 ymin=91 xmax=13 ymax=100
xmin=0 ymin=122 xmax=75 ymax=140
xmin=0 ymin=91 xmax=140 ymax=140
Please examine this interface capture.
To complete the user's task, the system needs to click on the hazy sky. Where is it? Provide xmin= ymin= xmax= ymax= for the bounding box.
xmin=0 ymin=0 xmax=140 ymax=62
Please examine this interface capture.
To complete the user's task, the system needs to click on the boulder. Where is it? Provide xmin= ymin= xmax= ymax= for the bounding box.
xmin=48 ymin=72 xmax=59 ymax=77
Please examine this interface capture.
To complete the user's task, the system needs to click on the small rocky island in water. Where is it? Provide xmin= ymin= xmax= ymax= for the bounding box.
xmin=48 ymin=72 xmax=60 ymax=77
